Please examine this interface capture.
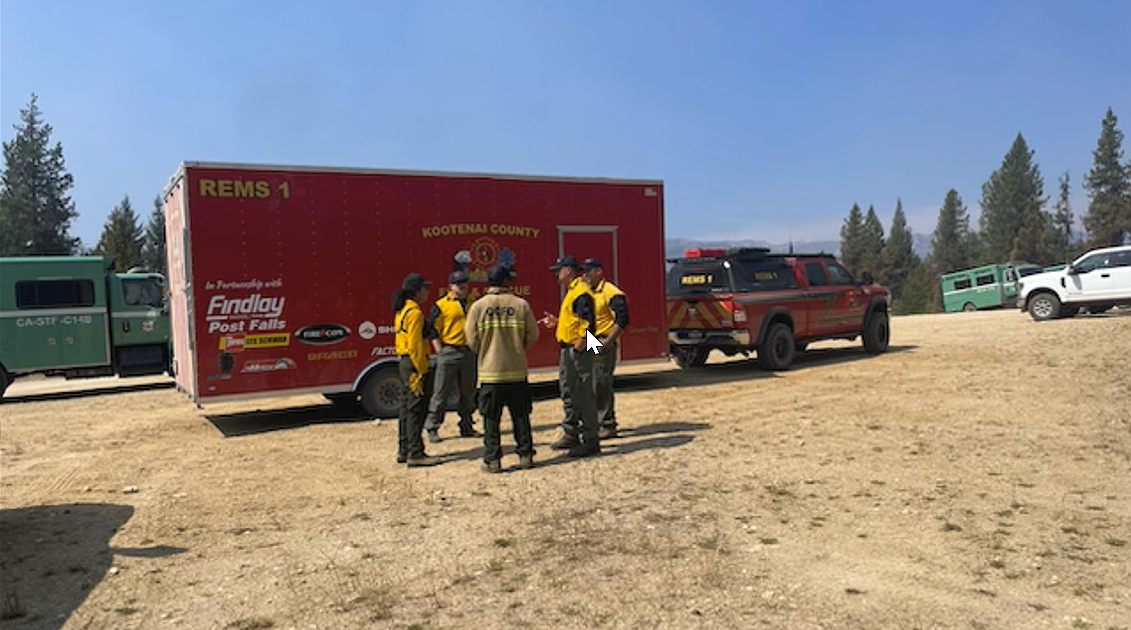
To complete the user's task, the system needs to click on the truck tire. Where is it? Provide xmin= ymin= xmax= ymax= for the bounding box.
xmin=1027 ymin=293 xmax=1060 ymax=321
xmin=673 ymin=346 xmax=709 ymax=369
xmin=757 ymin=323 xmax=795 ymax=370
xmin=862 ymin=311 xmax=890 ymax=354
xmin=360 ymin=367 xmax=402 ymax=418
xmin=962 ymin=302 xmax=977 ymax=312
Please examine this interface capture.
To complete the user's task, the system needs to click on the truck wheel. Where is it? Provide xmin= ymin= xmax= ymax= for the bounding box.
xmin=757 ymin=323 xmax=795 ymax=370
xmin=962 ymin=302 xmax=977 ymax=312
xmin=673 ymin=346 xmax=709 ymax=369
xmin=360 ymin=367 xmax=402 ymax=418
xmin=1027 ymin=293 xmax=1060 ymax=321
xmin=862 ymin=311 xmax=890 ymax=354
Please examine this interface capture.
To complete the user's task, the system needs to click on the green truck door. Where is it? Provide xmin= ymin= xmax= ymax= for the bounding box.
xmin=4 ymin=278 xmax=110 ymax=371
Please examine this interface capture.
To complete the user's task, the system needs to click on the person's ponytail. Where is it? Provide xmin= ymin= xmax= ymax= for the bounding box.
xmin=391 ymin=288 xmax=410 ymax=313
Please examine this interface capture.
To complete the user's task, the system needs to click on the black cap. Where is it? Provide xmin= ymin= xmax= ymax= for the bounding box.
xmin=401 ymin=273 xmax=431 ymax=292
xmin=580 ymin=257 xmax=603 ymax=270
xmin=487 ymin=265 xmax=516 ymax=286
xmin=448 ymin=270 xmax=469 ymax=284
xmin=549 ymin=255 xmax=579 ymax=271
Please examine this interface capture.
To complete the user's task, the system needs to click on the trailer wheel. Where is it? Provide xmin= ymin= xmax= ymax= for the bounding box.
xmin=757 ymin=323 xmax=795 ymax=370
xmin=1027 ymin=293 xmax=1060 ymax=321
xmin=962 ymin=302 xmax=977 ymax=312
xmin=672 ymin=346 xmax=709 ymax=369
xmin=360 ymin=367 xmax=402 ymax=418
xmin=862 ymin=311 xmax=890 ymax=354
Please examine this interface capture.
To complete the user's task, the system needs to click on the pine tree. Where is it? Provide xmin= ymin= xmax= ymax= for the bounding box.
xmin=979 ymin=133 xmax=1045 ymax=264
xmin=895 ymin=260 xmax=933 ymax=315
xmin=839 ymin=203 xmax=865 ymax=275
xmin=860 ymin=205 xmax=886 ymax=276
xmin=142 ymin=195 xmax=167 ymax=274
xmin=0 ymin=94 xmax=80 ymax=256
xmin=879 ymin=199 xmax=920 ymax=300
xmin=95 ymin=195 xmax=143 ymax=272
xmin=1010 ymin=206 xmax=1054 ymax=264
xmin=1050 ymin=171 xmax=1074 ymax=263
xmin=1082 ymin=108 xmax=1131 ymax=247
xmin=930 ymin=189 xmax=975 ymax=273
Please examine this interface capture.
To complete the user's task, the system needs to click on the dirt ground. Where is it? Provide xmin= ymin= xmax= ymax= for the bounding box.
xmin=2 ymin=309 xmax=1129 ymax=630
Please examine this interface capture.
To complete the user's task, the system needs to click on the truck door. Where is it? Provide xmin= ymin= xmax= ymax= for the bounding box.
xmin=801 ymin=261 xmax=835 ymax=337
xmin=108 ymin=274 xmax=170 ymax=376
xmin=13 ymin=278 xmax=108 ymax=371
xmin=824 ymin=261 xmax=868 ymax=334
xmin=1066 ymin=251 xmax=1115 ymax=299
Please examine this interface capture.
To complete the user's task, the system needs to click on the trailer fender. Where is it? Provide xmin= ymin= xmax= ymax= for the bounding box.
xmin=755 ymin=307 xmax=793 ymax=347
xmin=351 ymin=358 xmax=401 ymax=392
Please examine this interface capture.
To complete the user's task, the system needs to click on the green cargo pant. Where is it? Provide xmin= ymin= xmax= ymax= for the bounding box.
xmin=425 ymin=345 xmax=477 ymax=432
xmin=594 ymin=339 xmax=618 ymax=430
xmin=478 ymin=381 xmax=535 ymax=464
xmin=558 ymin=346 xmax=599 ymax=444
xmin=398 ymin=356 xmax=434 ymax=460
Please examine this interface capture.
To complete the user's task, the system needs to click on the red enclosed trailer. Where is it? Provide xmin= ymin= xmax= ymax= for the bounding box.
xmin=163 ymin=162 xmax=666 ymax=416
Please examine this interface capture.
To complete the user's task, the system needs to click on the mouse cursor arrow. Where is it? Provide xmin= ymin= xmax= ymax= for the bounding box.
xmin=585 ymin=331 xmax=603 ymax=354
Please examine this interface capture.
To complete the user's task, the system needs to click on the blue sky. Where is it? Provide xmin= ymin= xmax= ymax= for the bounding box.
xmin=2 ymin=0 xmax=1129 ymax=247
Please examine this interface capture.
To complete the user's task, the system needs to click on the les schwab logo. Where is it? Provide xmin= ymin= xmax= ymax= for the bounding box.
xmin=294 ymin=324 xmax=351 ymax=345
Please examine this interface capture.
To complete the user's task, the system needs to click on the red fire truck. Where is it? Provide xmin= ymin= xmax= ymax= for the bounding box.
xmin=163 ymin=162 xmax=666 ymax=416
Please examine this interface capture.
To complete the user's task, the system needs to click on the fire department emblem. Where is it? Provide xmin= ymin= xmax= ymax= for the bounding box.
xmin=470 ymin=237 xmax=499 ymax=268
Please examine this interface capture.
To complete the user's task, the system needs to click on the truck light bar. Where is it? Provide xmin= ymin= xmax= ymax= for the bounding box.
xmin=684 ymin=248 xmax=726 ymax=258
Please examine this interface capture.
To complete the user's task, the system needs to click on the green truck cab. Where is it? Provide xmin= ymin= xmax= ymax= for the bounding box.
xmin=0 ymin=256 xmax=170 ymax=397
xmin=941 ymin=261 xmax=1044 ymax=312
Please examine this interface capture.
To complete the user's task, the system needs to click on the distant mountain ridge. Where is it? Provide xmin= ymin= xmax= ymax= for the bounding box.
xmin=665 ymin=235 xmax=932 ymax=260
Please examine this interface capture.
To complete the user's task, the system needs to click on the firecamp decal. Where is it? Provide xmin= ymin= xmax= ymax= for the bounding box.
xmin=295 ymin=324 xmax=351 ymax=345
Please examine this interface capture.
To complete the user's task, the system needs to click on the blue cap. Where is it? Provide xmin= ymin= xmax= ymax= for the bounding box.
xmin=549 ymin=256 xmax=579 ymax=271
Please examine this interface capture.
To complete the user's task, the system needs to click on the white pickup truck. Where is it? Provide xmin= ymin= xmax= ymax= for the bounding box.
xmin=1017 ymin=245 xmax=1131 ymax=320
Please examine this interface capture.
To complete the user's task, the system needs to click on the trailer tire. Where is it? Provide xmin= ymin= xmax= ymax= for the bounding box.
xmin=360 ymin=367 xmax=402 ymax=418
xmin=1027 ymin=293 xmax=1060 ymax=321
xmin=757 ymin=323 xmax=795 ymax=370
xmin=862 ymin=310 xmax=890 ymax=354
xmin=672 ymin=346 xmax=709 ymax=369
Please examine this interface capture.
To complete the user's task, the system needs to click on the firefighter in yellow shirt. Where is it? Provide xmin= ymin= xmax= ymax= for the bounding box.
xmin=580 ymin=258 xmax=629 ymax=439
xmin=424 ymin=270 xmax=481 ymax=442
xmin=392 ymin=273 xmax=440 ymax=468
xmin=538 ymin=256 xmax=601 ymax=458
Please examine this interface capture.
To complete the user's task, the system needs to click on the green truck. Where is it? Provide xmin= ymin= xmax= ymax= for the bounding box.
xmin=0 ymin=256 xmax=170 ymax=397
xmin=941 ymin=261 xmax=1044 ymax=312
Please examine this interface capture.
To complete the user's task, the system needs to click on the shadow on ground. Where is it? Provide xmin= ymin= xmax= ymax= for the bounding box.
xmin=205 ymin=345 xmax=916 ymax=438
xmin=0 ymin=503 xmax=186 ymax=630
xmin=1 ymin=380 xmax=174 ymax=405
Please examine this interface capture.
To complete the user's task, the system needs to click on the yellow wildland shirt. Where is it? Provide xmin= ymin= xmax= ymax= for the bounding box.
xmin=465 ymin=288 xmax=539 ymax=383
xmin=590 ymin=279 xmax=629 ymax=336
xmin=427 ymin=292 xmax=468 ymax=346
xmin=555 ymin=277 xmax=596 ymax=345
xmin=394 ymin=299 xmax=429 ymax=375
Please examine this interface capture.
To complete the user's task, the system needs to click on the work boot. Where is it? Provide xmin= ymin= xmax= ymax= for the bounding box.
xmin=481 ymin=459 xmax=502 ymax=474
xmin=427 ymin=429 xmax=442 ymax=443
xmin=550 ymin=433 xmax=580 ymax=450
xmin=567 ymin=441 xmax=601 ymax=458
xmin=598 ymin=426 xmax=618 ymax=440
xmin=405 ymin=454 xmax=442 ymax=468
xmin=396 ymin=454 xmax=407 ymax=464
xmin=518 ymin=454 xmax=535 ymax=470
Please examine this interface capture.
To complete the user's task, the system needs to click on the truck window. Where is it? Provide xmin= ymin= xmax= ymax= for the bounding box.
xmin=730 ymin=258 xmax=798 ymax=291
xmin=123 ymin=278 xmax=164 ymax=307
xmin=1112 ymin=251 xmax=1131 ymax=268
xmin=666 ymin=261 xmax=732 ymax=295
xmin=975 ymin=273 xmax=995 ymax=286
xmin=825 ymin=263 xmax=854 ymax=286
xmin=953 ymin=278 xmax=972 ymax=290
xmin=16 ymin=279 xmax=96 ymax=309
xmin=1004 ymin=270 xmax=1016 ymax=282
xmin=804 ymin=262 xmax=829 ymax=286
xmin=1075 ymin=253 xmax=1109 ymax=273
